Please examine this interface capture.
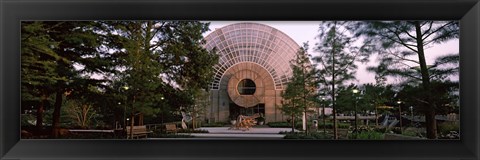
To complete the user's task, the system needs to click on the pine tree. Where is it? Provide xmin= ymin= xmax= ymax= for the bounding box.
xmin=102 ymin=21 xmax=218 ymax=130
xmin=281 ymin=43 xmax=318 ymax=134
xmin=21 ymin=21 xmax=64 ymax=132
xmin=313 ymin=21 xmax=368 ymax=139
xmin=353 ymin=21 xmax=459 ymax=139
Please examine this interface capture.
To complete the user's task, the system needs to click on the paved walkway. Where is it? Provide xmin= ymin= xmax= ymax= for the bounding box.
xmin=198 ymin=127 xmax=295 ymax=134
xmin=176 ymin=127 xmax=296 ymax=139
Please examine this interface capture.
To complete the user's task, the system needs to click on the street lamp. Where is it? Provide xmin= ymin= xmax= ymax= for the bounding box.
xmin=321 ymin=97 xmax=327 ymax=135
xmin=396 ymin=100 xmax=403 ymax=134
xmin=120 ymin=85 xmax=129 ymax=138
xmin=352 ymin=89 xmax=359 ymax=133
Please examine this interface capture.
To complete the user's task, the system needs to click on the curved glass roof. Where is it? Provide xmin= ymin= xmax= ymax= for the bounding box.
xmin=204 ymin=22 xmax=300 ymax=90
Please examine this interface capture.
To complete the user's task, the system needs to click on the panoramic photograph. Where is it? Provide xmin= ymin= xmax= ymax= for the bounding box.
xmin=20 ymin=21 xmax=459 ymax=140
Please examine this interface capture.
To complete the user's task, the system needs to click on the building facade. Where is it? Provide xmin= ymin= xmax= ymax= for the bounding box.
xmin=204 ymin=22 xmax=300 ymax=123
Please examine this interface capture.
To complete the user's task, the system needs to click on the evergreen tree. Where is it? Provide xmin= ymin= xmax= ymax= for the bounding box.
xmin=281 ymin=43 xmax=318 ymax=134
xmin=21 ymin=21 xmax=63 ymax=132
xmin=353 ymin=21 xmax=459 ymax=139
xmin=313 ymin=21 xmax=369 ymax=139
xmin=22 ymin=21 xmax=112 ymax=137
xmin=102 ymin=21 xmax=218 ymax=128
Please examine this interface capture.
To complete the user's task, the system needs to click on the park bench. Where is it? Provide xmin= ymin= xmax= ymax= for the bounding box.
xmin=165 ymin=123 xmax=178 ymax=134
xmin=126 ymin=125 xmax=152 ymax=139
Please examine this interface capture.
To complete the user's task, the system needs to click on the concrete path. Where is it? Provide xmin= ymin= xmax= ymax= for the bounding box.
xmin=183 ymin=133 xmax=285 ymax=139
xmin=175 ymin=127 xmax=297 ymax=139
xmin=197 ymin=127 xmax=295 ymax=134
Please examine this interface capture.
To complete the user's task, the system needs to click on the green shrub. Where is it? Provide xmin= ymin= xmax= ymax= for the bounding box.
xmin=278 ymin=131 xmax=297 ymax=134
xmin=150 ymin=130 xmax=194 ymax=138
xmin=21 ymin=114 xmax=36 ymax=127
xmin=437 ymin=122 xmax=459 ymax=135
xmin=373 ymin=127 xmax=388 ymax=133
xmin=283 ymin=132 xmax=332 ymax=139
xmin=399 ymin=127 xmax=425 ymax=137
xmin=267 ymin=122 xmax=291 ymax=128
xmin=348 ymin=131 xmax=384 ymax=140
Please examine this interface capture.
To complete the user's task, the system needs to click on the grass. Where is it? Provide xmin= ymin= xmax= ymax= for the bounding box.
xmin=348 ymin=131 xmax=385 ymax=140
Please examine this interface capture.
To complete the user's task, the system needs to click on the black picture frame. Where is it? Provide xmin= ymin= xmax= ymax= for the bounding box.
xmin=1 ymin=0 xmax=479 ymax=160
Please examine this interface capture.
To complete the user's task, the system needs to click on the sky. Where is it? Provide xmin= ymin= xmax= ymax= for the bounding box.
xmin=203 ymin=21 xmax=460 ymax=85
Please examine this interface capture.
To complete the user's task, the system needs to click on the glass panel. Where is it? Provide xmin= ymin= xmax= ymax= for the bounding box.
xmin=237 ymin=79 xmax=256 ymax=95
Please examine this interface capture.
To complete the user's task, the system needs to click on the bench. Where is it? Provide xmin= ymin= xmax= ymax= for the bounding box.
xmin=165 ymin=123 xmax=177 ymax=134
xmin=126 ymin=125 xmax=152 ymax=139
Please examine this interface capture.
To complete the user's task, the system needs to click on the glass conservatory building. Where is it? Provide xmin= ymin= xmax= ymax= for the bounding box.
xmin=204 ymin=22 xmax=301 ymax=123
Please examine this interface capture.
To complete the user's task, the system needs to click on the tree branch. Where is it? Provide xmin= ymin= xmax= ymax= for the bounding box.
xmin=384 ymin=27 xmax=419 ymax=53
xmin=421 ymin=21 xmax=454 ymax=41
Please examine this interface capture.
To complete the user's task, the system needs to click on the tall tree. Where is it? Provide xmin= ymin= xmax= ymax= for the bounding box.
xmin=103 ymin=21 xmax=218 ymax=128
xmin=21 ymin=22 xmax=64 ymax=132
xmin=49 ymin=21 xmax=109 ymax=138
xmin=313 ymin=21 xmax=369 ymax=139
xmin=353 ymin=21 xmax=459 ymax=139
xmin=361 ymin=83 xmax=396 ymax=126
xmin=21 ymin=21 xmax=108 ymax=137
xmin=281 ymin=43 xmax=318 ymax=135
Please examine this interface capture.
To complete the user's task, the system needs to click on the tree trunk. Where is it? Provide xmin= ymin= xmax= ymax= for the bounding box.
xmin=425 ymin=110 xmax=437 ymax=138
xmin=51 ymin=91 xmax=63 ymax=138
xmin=291 ymin=114 xmax=295 ymax=133
xmin=331 ymin=21 xmax=338 ymax=140
xmin=36 ymin=94 xmax=46 ymax=132
xmin=375 ymin=104 xmax=378 ymax=126
xmin=323 ymin=104 xmax=326 ymax=135
xmin=414 ymin=21 xmax=437 ymax=139
xmin=193 ymin=109 xmax=196 ymax=130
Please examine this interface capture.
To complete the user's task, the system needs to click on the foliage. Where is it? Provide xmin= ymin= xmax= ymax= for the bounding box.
xmin=268 ymin=121 xmax=350 ymax=129
xmin=20 ymin=21 xmax=220 ymax=138
xmin=150 ymin=129 xmax=194 ymax=138
xmin=313 ymin=21 xmax=371 ymax=139
xmin=267 ymin=122 xmax=291 ymax=128
xmin=437 ymin=122 xmax=459 ymax=135
xmin=281 ymin=43 xmax=318 ymax=134
xmin=21 ymin=114 xmax=36 ymax=127
xmin=402 ymin=127 xmax=424 ymax=137
xmin=284 ymin=132 xmax=332 ymax=139
xmin=348 ymin=131 xmax=384 ymax=140
xmin=63 ymin=99 xmax=100 ymax=129
xmin=103 ymin=21 xmax=218 ymax=123
xmin=396 ymin=80 xmax=459 ymax=114
xmin=256 ymin=116 xmax=265 ymax=122
xmin=352 ymin=21 xmax=459 ymax=139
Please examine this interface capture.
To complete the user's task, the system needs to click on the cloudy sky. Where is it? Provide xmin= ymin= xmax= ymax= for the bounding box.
xmin=203 ymin=21 xmax=460 ymax=85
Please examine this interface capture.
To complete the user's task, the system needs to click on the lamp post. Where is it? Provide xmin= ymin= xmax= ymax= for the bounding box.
xmin=117 ymin=102 xmax=121 ymax=129
xmin=321 ymin=97 xmax=326 ymax=135
xmin=396 ymin=101 xmax=403 ymax=134
xmin=121 ymin=86 xmax=129 ymax=138
xmin=352 ymin=89 xmax=359 ymax=133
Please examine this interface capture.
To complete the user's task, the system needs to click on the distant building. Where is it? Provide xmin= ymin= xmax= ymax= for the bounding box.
xmin=204 ymin=23 xmax=301 ymax=123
